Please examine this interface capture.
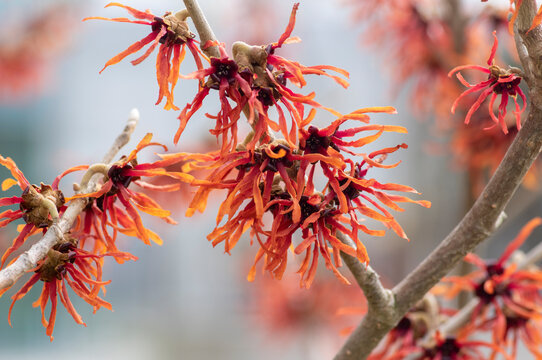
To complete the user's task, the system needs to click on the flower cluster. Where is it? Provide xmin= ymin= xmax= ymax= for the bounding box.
xmin=123 ymin=4 xmax=430 ymax=288
xmin=174 ymin=3 xmax=348 ymax=153
xmin=0 ymin=133 xmax=180 ymax=339
xmin=167 ymin=104 xmax=430 ymax=288
xmin=340 ymin=217 xmax=542 ymax=359
xmin=0 ymin=0 xmax=434 ymax=343
xmin=349 ymin=0 xmax=464 ymax=119
xmin=84 ymin=2 xmax=432 ymax=288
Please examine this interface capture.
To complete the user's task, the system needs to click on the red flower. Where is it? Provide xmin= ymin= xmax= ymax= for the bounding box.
xmin=174 ymin=42 xmax=254 ymax=151
xmin=349 ymin=1 xmax=460 ymax=118
xmin=84 ymin=3 xmax=207 ymax=110
xmin=7 ymin=238 xmax=136 ymax=341
xmin=418 ymin=330 xmax=508 ymax=360
xmin=449 ymin=31 xmax=526 ymax=134
xmin=67 ymin=134 xmax=179 ymax=251
xmin=174 ymin=3 xmax=348 ymax=151
xmin=0 ymin=5 xmax=74 ymax=100
xmin=368 ymin=295 xmax=452 ymax=360
xmin=435 ymin=218 xmax=542 ymax=358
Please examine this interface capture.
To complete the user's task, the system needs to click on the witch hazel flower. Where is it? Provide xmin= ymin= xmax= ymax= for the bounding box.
xmin=67 ymin=134 xmax=179 ymax=252
xmin=6 ymin=236 xmax=136 ymax=341
xmin=449 ymin=31 xmax=526 ymax=134
xmin=434 ymin=217 xmax=542 ymax=358
xmin=0 ymin=156 xmax=67 ymax=268
xmin=84 ymin=3 xmax=207 ymax=110
xmin=175 ymin=3 xmax=348 ymax=151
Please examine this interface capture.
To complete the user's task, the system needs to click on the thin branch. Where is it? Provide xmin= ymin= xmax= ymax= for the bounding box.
xmin=338 ymin=232 xmax=395 ymax=321
xmin=335 ymin=1 xmax=542 ymax=358
xmin=0 ymin=109 xmax=139 ymax=292
xmin=102 ymin=108 xmax=139 ymax=164
xmin=182 ymin=0 xmax=220 ymax=58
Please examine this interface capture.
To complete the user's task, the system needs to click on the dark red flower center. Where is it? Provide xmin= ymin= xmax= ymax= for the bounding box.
xmin=338 ymin=166 xmax=368 ymax=200
xmin=256 ymin=87 xmax=275 ymax=106
xmin=299 ymin=196 xmax=320 ymax=221
xmin=395 ymin=316 xmax=412 ymax=334
xmin=474 ymin=264 xmax=510 ymax=304
xmin=439 ymin=338 xmax=461 ymax=358
xmin=210 ymin=58 xmax=239 ymax=85
xmin=492 ymin=77 xmax=521 ymax=95
xmin=95 ymin=164 xmax=135 ymax=210
xmin=108 ymin=164 xmax=134 ymax=190
xmin=506 ymin=315 xmax=528 ymax=331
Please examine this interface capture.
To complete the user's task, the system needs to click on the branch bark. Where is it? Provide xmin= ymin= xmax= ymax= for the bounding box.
xmin=183 ymin=0 xmax=220 ymax=58
xmin=338 ymin=233 xmax=395 ymax=323
xmin=334 ymin=2 xmax=542 ymax=359
xmin=0 ymin=109 xmax=139 ymax=292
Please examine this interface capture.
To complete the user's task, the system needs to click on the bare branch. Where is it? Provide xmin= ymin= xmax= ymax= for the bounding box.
xmin=338 ymin=232 xmax=395 ymax=320
xmin=0 ymin=109 xmax=139 ymax=292
xmin=183 ymin=0 xmax=220 ymax=58
xmin=102 ymin=108 xmax=139 ymax=163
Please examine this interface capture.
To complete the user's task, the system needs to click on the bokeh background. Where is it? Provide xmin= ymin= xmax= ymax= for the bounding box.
xmin=0 ymin=0 xmax=539 ymax=359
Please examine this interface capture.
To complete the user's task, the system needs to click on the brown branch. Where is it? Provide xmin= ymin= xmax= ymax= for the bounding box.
xmin=182 ymin=0 xmax=220 ymax=58
xmin=334 ymin=2 xmax=542 ymax=359
xmin=0 ymin=109 xmax=139 ymax=292
xmin=338 ymin=232 xmax=394 ymax=321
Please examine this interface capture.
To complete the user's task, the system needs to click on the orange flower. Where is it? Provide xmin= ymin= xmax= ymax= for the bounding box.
xmin=418 ymin=330 xmax=509 ymax=360
xmin=450 ymin=110 xmax=540 ymax=197
xmin=0 ymin=4 xmax=74 ymax=100
xmin=67 ymin=134 xmax=178 ymax=251
xmin=7 ymin=239 xmax=136 ymax=341
xmin=84 ymin=3 xmax=207 ymax=110
xmin=349 ymin=0 xmax=460 ymax=118
xmin=449 ymin=31 xmax=526 ymax=134
xmin=175 ymin=42 xmax=254 ymax=151
xmin=172 ymin=108 xmax=429 ymax=287
xmin=367 ymin=295 xmax=453 ymax=360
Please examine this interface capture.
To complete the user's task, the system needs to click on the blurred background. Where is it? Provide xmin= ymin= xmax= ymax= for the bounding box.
xmin=0 ymin=0 xmax=540 ymax=359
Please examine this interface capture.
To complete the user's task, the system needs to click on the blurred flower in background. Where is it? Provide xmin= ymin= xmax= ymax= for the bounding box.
xmin=247 ymin=270 xmax=366 ymax=358
xmin=0 ymin=3 xmax=77 ymax=102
